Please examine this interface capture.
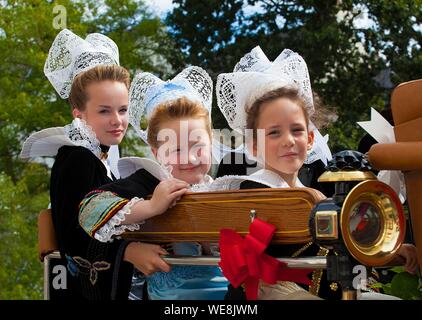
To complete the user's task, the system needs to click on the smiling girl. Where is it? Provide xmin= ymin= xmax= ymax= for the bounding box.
xmin=78 ymin=66 xmax=228 ymax=300
xmin=216 ymin=46 xmax=334 ymax=300
xmin=247 ymin=87 xmax=314 ymax=188
xmin=217 ymin=46 xmax=407 ymax=300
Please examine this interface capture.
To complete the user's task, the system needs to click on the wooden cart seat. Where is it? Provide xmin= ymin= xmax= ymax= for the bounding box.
xmin=122 ymin=187 xmax=325 ymax=244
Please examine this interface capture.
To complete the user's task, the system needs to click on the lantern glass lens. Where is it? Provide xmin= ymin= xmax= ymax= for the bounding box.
xmin=349 ymin=201 xmax=382 ymax=246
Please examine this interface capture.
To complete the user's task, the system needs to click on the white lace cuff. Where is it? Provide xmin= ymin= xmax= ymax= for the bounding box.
xmin=94 ymin=197 xmax=144 ymax=243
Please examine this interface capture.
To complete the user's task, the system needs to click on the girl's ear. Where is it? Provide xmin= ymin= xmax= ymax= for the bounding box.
xmin=72 ymin=108 xmax=82 ymax=119
xmin=307 ymin=130 xmax=315 ymax=150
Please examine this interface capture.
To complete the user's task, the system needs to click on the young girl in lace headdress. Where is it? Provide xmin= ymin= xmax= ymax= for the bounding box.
xmin=216 ymin=46 xmax=410 ymax=300
xmin=216 ymin=46 xmax=329 ymax=300
xmin=78 ymin=66 xmax=229 ymax=300
xmin=19 ymin=29 xmax=163 ymax=300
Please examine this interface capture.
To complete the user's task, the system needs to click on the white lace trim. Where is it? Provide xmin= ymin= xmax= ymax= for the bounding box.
xmin=188 ymin=175 xmax=214 ymax=192
xmin=20 ymin=118 xmax=100 ymax=159
xmin=185 ymin=175 xmax=241 ymax=192
xmin=189 ymin=169 xmax=304 ymax=193
xmin=63 ymin=118 xmax=102 ymax=159
xmin=94 ymin=197 xmax=144 ymax=243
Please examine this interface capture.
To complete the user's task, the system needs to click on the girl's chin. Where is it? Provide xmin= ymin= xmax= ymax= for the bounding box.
xmin=267 ymin=165 xmax=300 ymax=176
xmin=187 ymin=178 xmax=204 ymax=185
xmin=99 ymin=137 xmax=123 ymax=146
xmin=178 ymin=174 xmax=205 ymax=185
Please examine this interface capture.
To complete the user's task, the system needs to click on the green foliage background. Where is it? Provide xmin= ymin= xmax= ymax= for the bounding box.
xmin=0 ymin=0 xmax=420 ymax=299
xmin=0 ymin=0 xmax=179 ymax=300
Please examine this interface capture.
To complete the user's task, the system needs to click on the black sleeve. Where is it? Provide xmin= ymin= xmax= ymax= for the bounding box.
xmin=239 ymin=180 xmax=269 ymax=189
xmin=98 ymin=168 xmax=160 ymax=200
xmin=51 ymin=147 xmax=109 ymax=252
xmin=216 ymin=152 xmax=258 ymax=178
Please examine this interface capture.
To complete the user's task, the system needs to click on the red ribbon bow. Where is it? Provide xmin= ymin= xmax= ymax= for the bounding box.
xmin=219 ymin=218 xmax=313 ymax=300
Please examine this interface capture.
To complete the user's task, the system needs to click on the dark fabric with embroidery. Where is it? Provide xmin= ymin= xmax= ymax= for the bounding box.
xmin=50 ymin=145 xmax=133 ymax=300
xmin=224 ymin=180 xmax=341 ymax=300
xmin=87 ymin=168 xmax=161 ymax=300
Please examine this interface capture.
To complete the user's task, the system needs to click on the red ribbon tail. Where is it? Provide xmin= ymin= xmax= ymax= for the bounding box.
xmin=244 ymin=276 xmax=260 ymax=300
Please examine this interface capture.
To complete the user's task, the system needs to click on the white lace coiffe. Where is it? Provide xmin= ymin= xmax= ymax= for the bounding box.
xmin=128 ymin=66 xmax=213 ymax=143
xmin=44 ymin=28 xmax=120 ymax=99
xmin=216 ymin=46 xmax=314 ymax=133
xmin=216 ymin=46 xmax=332 ymax=165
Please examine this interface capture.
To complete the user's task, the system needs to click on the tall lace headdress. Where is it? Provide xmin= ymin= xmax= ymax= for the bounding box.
xmin=21 ymin=29 xmax=122 ymax=177
xmin=216 ymin=46 xmax=332 ymax=165
xmin=216 ymin=46 xmax=314 ymax=134
xmin=44 ymin=28 xmax=120 ymax=99
xmin=128 ymin=66 xmax=213 ymax=143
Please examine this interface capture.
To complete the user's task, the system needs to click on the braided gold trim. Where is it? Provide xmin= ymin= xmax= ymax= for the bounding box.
xmin=291 ymin=241 xmax=313 ymax=258
xmin=309 ymin=246 xmax=329 ymax=296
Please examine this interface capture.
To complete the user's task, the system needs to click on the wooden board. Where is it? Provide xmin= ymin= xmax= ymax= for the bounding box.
xmin=122 ymin=187 xmax=324 ymax=244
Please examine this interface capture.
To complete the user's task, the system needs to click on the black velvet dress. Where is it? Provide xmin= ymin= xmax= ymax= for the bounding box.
xmin=77 ymin=167 xmax=166 ymax=300
xmin=49 ymin=145 xmax=134 ymax=300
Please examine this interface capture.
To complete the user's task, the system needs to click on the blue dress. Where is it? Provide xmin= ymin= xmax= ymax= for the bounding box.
xmin=147 ymin=242 xmax=228 ymax=300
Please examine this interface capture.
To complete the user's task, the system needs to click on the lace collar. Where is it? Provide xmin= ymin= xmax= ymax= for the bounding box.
xmin=20 ymin=119 xmax=122 ymax=178
xmin=186 ymin=169 xmax=304 ymax=193
xmin=188 ymin=175 xmax=214 ymax=192
xmin=20 ymin=118 xmax=102 ymax=159
xmin=63 ymin=118 xmax=102 ymax=158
